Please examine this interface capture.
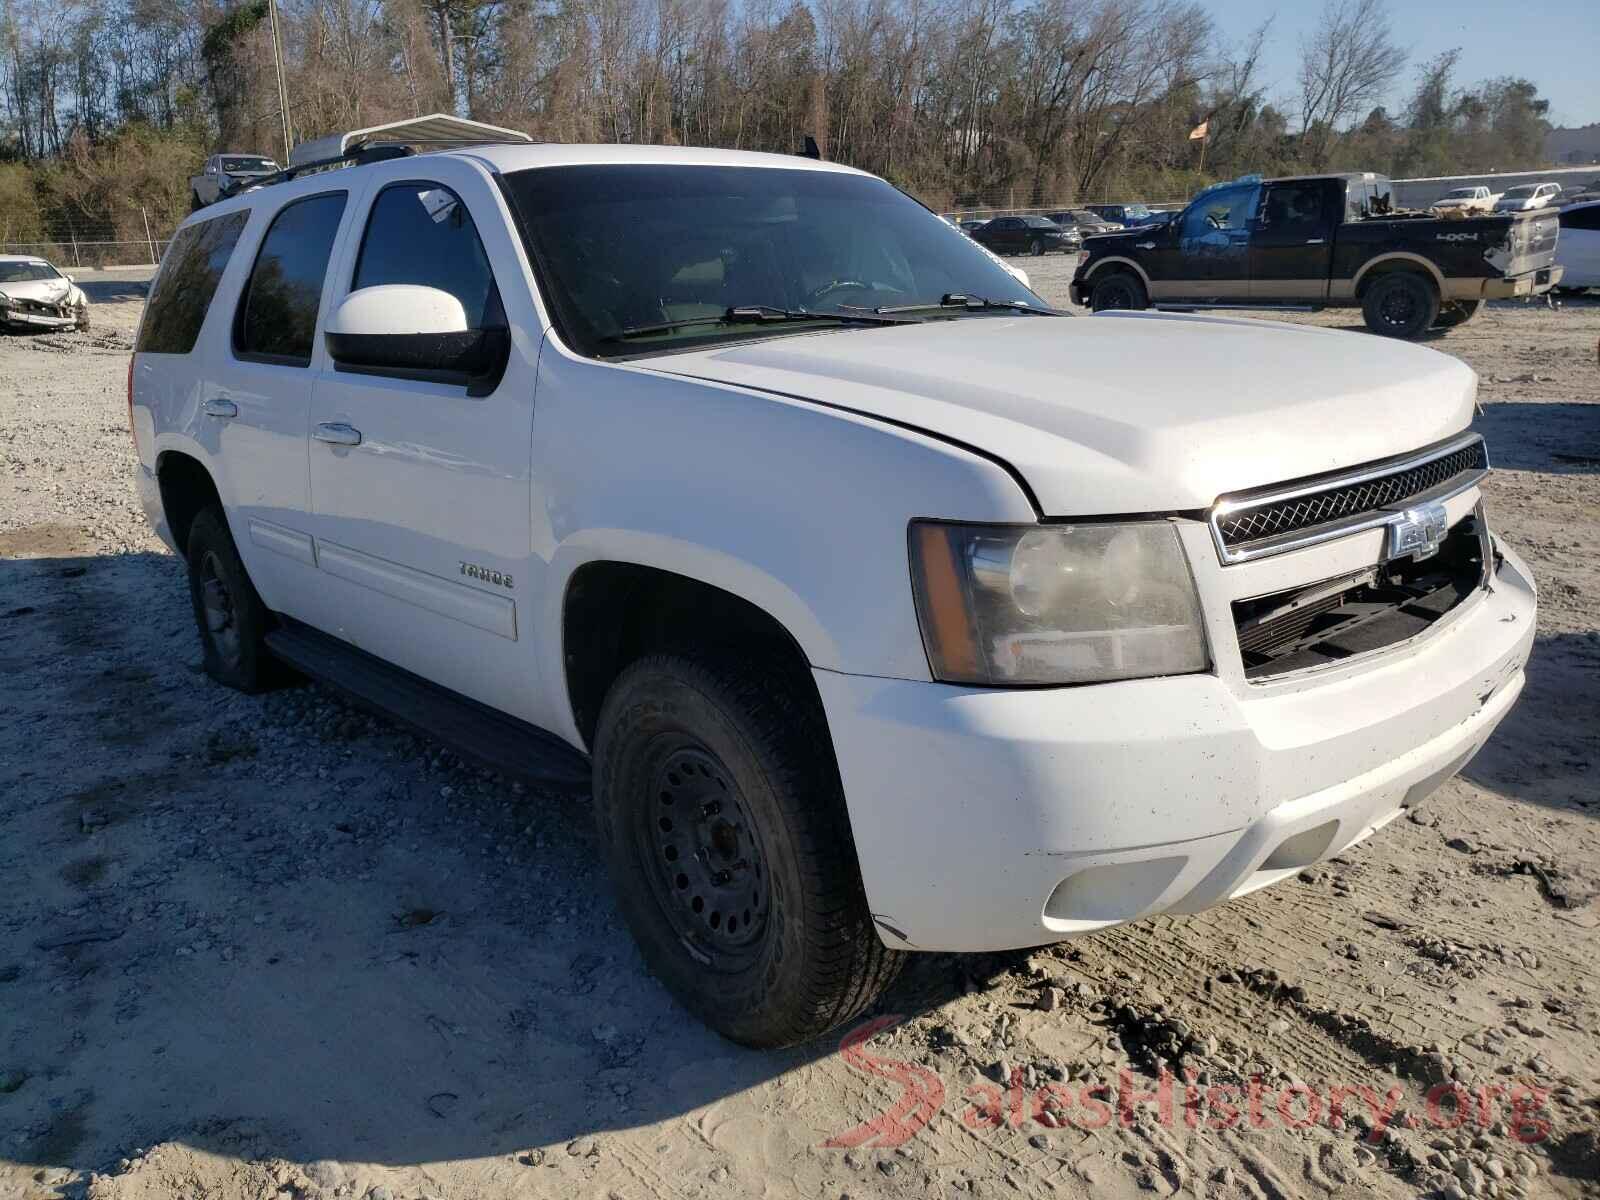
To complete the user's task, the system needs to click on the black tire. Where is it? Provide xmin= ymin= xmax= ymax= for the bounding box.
xmin=190 ymin=190 xmax=203 ymax=213
xmin=1089 ymin=270 xmax=1148 ymax=312
xmin=593 ymin=651 xmax=902 ymax=1048
xmin=1362 ymin=271 xmax=1439 ymax=339
xmin=1434 ymin=299 xmax=1484 ymax=329
xmin=185 ymin=506 xmax=278 ymax=692
xmin=1029 ymin=237 xmax=1046 ymax=257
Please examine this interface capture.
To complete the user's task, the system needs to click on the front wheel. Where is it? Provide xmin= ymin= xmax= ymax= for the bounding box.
xmin=1362 ymin=271 xmax=1439 ymax=339
xmin=1089 ymin=271 xmax=1148 ymax=312
xmin=1030 ymin=238 xmax=1045 ymax=257
xmin=592 ymin=651 xmax=902 ymax=1048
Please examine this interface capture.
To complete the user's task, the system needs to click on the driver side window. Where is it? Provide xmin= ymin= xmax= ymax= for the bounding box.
xmin=1181 ymin=186 xmax=1259 ymax=241
xmin=353 ymin=183 xmax=498 ymax=327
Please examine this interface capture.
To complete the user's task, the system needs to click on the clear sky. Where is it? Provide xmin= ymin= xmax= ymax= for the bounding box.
xmin=1211 ymin=0 xmax=1600 ymax=130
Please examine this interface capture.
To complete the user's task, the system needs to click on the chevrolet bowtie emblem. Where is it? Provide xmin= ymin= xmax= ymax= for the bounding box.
xmin=1386 ymin=502 xmax=1449 ymax=562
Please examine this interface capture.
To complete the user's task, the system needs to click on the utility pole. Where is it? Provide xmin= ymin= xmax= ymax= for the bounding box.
xmin=266 ymin=0 xmax=293 ymax=161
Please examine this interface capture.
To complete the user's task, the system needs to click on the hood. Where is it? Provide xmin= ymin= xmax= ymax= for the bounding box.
xmin=0 ymin=277 xmax=77 ymax=304
xmin=640 ymin=311 xmax=1477 ymax=515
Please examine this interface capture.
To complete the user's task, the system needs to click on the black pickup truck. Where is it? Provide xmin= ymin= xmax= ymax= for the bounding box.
xmin=1070 ymin=172 xmax=1562 ymax=337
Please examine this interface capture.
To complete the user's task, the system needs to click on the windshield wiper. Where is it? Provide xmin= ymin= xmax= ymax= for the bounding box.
xmin=605 ymin=304 xmax=919 ymax=341
xmin=869 ymin=294 xmax=1064 ymax=316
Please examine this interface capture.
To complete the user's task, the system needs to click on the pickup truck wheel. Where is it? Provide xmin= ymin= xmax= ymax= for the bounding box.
xmin=185 ymin=507 xmax=278 ymax=692
xmin=1362 ymin=271 xmax=1439 ymax=338
xmin=593 ymin=652 xmax=902 ymax=1048
xmin=1089 ymin=271 xmax=1148 ymax=312
xmin=1434 ymin=299 xmax=1484 ymax=329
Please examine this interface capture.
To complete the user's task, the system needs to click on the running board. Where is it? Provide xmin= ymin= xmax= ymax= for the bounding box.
xmin=1153 ymin=303 xmax=1319 ymax=312
xmin=264 ymin=620 xmax=591 ymax=791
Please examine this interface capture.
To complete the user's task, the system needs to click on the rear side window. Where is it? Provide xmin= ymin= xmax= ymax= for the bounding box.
xmin=136 ymin=211 xmax=248 ymax=354
xmin=352 ymin=183 xmax=497 ymax=326
xmin=235 ymin=192 xmax=347 ymax=366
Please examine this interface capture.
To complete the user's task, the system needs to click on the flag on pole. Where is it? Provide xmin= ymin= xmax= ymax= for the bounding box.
xmin=1188 ymin=120 xmax=1209 ymax=141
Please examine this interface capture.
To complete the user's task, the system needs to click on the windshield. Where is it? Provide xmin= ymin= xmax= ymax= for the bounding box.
xmin=502 ymin=164 xmax=1045 ymax=358
xmin=1122 ymin=204 xmax=1153 ymax=219
xmin=0 ymin=260 xmax=59 ymax=282
xmin=1445 ymin=189 xmax=1476 ymax=199
xmin=1503 ymin=186 xmax=1536 ymax=198
xmin=222 ymin=156 xmax=277 ymax=173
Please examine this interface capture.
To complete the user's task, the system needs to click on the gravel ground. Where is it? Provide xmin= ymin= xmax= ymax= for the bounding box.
xmin=1 ymin=267 xmax=1597 ymax=1200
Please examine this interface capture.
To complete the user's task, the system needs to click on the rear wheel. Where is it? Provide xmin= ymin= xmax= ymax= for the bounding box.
xmin=593 ymin=651 xmax=902 ymax=1048
xmin=1362 ymin=271 xmax=1439 ymax=339
xmin=1434 ymin=299 xmax=1483 ymax=329
xmin=185 ymin=506 xmax=279 ymax=692
xmin=1089 ymin=270 xmax=1148 ymax=312
xmin=1029 ymin=237 xmax=1046 ymax=257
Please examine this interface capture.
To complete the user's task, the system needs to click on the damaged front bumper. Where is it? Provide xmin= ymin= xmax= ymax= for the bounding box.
xmin=0 ymin=298 xmax=84 ymax=329
xmin=817 ymin=543 xmax=1536 ymax=953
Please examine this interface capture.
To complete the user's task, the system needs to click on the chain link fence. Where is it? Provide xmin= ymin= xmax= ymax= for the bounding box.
xmin=1 ymin=207 xmax=174 ymax=269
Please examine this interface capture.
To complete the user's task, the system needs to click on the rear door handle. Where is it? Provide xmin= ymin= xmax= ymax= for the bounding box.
xmin=314 ymin=422 xmax=362 ymax=447
xmin=1305 ymin=238 xmax=1325 ymax=245
xmin=202 ymin=397 xmax=238 ymax=418
xmin=1136 ymin=241 xmax=1156 ymax=250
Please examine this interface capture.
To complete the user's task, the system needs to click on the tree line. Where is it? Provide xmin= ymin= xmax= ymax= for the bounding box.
xmin=0 ymin=0 xmax=1555 ymax=253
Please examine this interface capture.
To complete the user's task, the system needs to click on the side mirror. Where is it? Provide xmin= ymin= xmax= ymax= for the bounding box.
xmin=325 ymin=284 xmax=509 ymax=397
xmin=64 ymin=273 xmax=75 ymax=283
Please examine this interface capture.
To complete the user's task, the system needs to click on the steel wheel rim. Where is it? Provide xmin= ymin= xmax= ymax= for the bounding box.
xmin=199 ymin=551 xmax=242 ymax=666
xmin=1379 ymin=285 xmax=1416 ymax=329
xmin=637 ymin=742 xmax=771 ymax=969
xmin=1098 ymin=281 xmax=1133 ymax=310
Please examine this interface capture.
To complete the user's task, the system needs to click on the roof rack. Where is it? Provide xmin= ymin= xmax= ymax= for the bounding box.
xmin=221 ymin=114 xmax=534 ymax=198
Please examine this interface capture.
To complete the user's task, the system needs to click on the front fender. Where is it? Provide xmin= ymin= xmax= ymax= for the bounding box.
xmin=527 ymin=338 xmax=1037 ymax=744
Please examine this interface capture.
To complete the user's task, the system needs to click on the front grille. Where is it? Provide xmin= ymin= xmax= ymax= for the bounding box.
xmin=1211 ymin=435 xmax=1487 ymax=563
xmin=1233 ymin=511 xmax=1490 ymax=679
xmin=10 ymin=296 xmax=68 ymax=316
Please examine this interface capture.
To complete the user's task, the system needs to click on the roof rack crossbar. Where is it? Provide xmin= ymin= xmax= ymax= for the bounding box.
xmin=221 ymin=143 xmax=413 ymax=198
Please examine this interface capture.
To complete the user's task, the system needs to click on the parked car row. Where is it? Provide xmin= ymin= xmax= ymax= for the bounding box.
xmin=943 ymin=202 xmax=1180 ymax=258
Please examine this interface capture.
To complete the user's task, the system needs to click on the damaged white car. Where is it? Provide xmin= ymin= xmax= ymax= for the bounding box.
xmin=0 ymin=256 xmax=90 ymax=332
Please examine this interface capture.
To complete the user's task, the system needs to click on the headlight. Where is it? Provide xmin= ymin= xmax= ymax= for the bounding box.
xmin=908 ymin=520 xmax=1209 ymax=685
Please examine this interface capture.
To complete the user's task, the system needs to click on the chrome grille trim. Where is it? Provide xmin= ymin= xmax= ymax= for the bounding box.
xmin=1209 ymin=432 xmax=1489 ymax=565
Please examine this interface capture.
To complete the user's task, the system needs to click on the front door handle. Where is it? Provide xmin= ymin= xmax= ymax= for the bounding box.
xmin=202 ymin=397 xmax=238 ymax=419
xmin=314 ymin=422 xmax=363 ymax=447
xmin=1305 ymin=238 xmax=1325 ymax=245
xmin=1136 ymin=241 xmax=1156 ymax=250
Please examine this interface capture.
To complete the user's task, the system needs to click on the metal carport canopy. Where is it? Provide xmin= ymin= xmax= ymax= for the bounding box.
xmin=287 ymin=114 xmax=533 ymax=169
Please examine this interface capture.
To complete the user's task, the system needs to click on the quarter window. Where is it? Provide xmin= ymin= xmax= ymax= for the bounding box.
xmin=136 ymin=211 xmax=248 ymax=354
xmin=352 ymin=184 xmax=497 ymax=326
xmin=235 ymin=192 xmax=347 ymax=365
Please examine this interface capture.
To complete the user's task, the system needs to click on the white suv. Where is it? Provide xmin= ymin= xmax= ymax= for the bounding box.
xmin=130 ymin=138 xmax=1536 ymax=1047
